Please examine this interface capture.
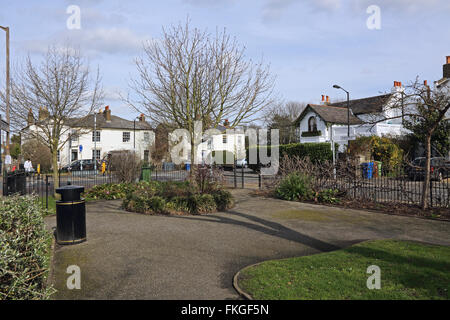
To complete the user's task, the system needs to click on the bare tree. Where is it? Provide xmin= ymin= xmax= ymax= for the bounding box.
xmin=264 ymin=101 xmax=306 ymax=144
xmin=367 ymin=78 xmax=450 ymax=209
xmin=127 ymin=19 xmax=275 ymax=163
xmin=0 ymin=46 xmax=103 ymax=191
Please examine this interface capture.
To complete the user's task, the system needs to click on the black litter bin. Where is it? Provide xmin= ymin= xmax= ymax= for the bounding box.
xmin=55 ymin=185 xmax=86 ymax=245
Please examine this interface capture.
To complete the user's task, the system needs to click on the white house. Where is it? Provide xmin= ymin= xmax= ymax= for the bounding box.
xmin=434 ymin=56 xmax=450 ymax=158
xmin=171 ymin=121 xmax=247 ymax=165
xmin=294 ymin=83 xmax=412 ymax=151
xmin=22 ymin=106 xmax=155 ymax=167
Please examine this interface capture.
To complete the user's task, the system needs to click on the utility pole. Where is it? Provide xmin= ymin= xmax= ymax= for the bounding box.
xmin=0 ymin=26 xmax=10 ymax=156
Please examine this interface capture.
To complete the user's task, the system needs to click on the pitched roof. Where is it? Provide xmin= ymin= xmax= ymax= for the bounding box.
xmin=67 ymin=114 xmax=152 ymax=130
xmin=295 ymin=104 xmax=364 ymax=125
xmin=330 ymin=93 xmax=393 ymax=115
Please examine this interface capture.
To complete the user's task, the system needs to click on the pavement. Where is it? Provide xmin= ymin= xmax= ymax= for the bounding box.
xmin=45 ymin=189 xmax=450 ymax=300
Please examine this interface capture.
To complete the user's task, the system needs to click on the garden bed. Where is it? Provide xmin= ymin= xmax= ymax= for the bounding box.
xmin=83 ymin=181 xmax=234 ymax=215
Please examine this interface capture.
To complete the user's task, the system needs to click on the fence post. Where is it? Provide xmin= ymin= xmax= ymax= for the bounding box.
xmin=45 ymin=175 xmax=48 ymax=209
xmin=241 ymin=164 xmax=244 ymax=188
xmin=233 ymin=162 xmax=237 ymax=188
xmin=258 ymin=173 xmax=261 ymax=189
xmin=429 ymin=176 xmax=433 ymax=208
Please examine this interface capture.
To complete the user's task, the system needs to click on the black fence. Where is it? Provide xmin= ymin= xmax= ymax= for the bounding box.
xmin=218 ymin=162 xmax=450 ymax=208
xmin=3 ymin=162 xmax=448 ymax=209
xmin=308 ymin=163 xmax=450 ymax=208
xmin=140 ymin=164 xmax=189 ymax=182
xmin=1 ymin=169 xmax=120 ymax=209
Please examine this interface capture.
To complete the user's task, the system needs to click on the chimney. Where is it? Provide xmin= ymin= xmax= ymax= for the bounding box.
xmin=326 ymin=96 xmax=330 ymax=104
xmin=103 ymin=105 xmax=111 ymax=122
xmin=424 ymin=80 xmax=428 ymax=86
xmin=321 ymin=95 xmax=325 ymax=103
xmin=27 ymin=109 xmax=34 ymax=126
xmin=38 ymin=107 xmax=49 ymax=121
xmin=139 ymin=113 xmax=145 ymax=122
xmin=443 ymin=56 xmax=450 ymax=78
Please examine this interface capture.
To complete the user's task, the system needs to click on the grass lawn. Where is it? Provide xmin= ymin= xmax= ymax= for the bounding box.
xmin=238 ymin=240 xmax=450 ymax=300
xmin=38 ymin=195 xmax=57 ymax=215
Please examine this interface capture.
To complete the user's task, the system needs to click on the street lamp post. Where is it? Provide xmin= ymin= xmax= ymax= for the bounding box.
xmin=0 ymin=26 xmax=10 ymax=156
xmin=94 ymin=112 xmax=97 ymax=171
xmin=333 ymin=84 xmax=350 ymax=137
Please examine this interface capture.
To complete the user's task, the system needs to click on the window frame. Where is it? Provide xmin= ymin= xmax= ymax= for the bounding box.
xmin=123 ymin=131 xmax=131 ymax=143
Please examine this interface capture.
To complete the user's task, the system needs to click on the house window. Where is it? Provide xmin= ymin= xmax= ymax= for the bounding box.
xmin=71 ymin=130 xmax=78 ymax=142
xmin=123 ymin=132 xmax=130 ymax=142
xmin=144 ymin=150 xmax=150 ymax=163
xmin=144 ymin=132 xmax=150 ymax=142
xmin=207 ymin=139 xmax=212 ymax=150
xmin=92 ymin=131 xmax=101 ymax=142
xmin=308 ymin=116 xmax=317 ymax=132
xmin=237 ymin=136 xmax=242 ymax=145
xmin=222 ymin=135 xmax=227 ymax=144
xmin=57 ymin=150 xmax=60 ymax=162
xmin=92 ymin=149 xmax=100 ymax=160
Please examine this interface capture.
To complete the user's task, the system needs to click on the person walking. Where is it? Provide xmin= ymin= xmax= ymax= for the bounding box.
xmin=24 ymin=158 xmax=33 ymax=173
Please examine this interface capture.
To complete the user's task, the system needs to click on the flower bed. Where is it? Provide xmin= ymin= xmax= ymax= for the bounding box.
xmin=123 ymin=181 xmax=233 ymax=215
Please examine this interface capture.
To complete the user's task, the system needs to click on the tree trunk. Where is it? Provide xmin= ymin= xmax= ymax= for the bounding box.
xmin=52 ymin=149 xmax=59 ymax=199
xmin=421 ymin=134 xmax=432 ymax=210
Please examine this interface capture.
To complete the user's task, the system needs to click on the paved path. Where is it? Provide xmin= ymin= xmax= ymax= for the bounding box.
xmin=45 ymin=189 xmax=450 ymax=299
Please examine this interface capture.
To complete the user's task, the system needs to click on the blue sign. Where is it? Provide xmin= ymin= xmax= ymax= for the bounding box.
xmin=79 ymin=145 xmax=83 ymax=153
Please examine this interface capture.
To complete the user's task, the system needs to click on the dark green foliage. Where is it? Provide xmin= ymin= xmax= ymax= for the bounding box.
xmin=210 ymin=189 xmax=234 ymax=210
xmin=301 ymin=130 xmax=322 ymax=137
xmin=276 ymin=173 xmax=313 ymax=201
xmin=0 ymin=196 xmax=54 ymax=299
xmin=121 ymin=180 xmax=233 ymax=215
xmin=247 ymin=142 xmax=333 ymax=172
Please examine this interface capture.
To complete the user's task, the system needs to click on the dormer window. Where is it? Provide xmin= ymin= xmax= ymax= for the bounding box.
xmin=308 ymin=116 xmax=317 ymax=132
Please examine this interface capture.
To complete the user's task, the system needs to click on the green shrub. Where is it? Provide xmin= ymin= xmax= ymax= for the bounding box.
xmin=247 ymin=143 xmax=334 ymax=172
xmin=83 ymin=183 xmax=135 ymax=200
xmin=317 ymin=189 xmax=341 ymax=204
xmin=211 ymin=189 xmax=234 ymax=210
xmin=0 ymin=196 xmax=54 ymax=300
xmin=276 ymin=173 xmax=313 ymax=201
xmin=188 ymin=194 xmax=217 ymax=214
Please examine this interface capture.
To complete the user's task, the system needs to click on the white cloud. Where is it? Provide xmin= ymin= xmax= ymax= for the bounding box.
xmin=22 ymin=27 xmax=152 ymax=56
xmin=351 ymin=0 xmax=443 ymax=13
xmin=262 ymin=0 xmax=341 ymax=21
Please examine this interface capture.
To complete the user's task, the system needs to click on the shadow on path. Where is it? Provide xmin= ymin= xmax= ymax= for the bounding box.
xmin=169 ymin=209 xmax=341 ymax=252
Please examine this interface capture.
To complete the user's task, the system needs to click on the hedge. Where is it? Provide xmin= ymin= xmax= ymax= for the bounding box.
xmin=246 ymin=142 xmax=334 ymax=171
xmin=0 ymin=196 xmax=54 ymax=300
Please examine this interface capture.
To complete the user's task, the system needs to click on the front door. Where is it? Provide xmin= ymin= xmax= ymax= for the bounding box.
xmin=71 ymin=150 xmax=78 ymax=162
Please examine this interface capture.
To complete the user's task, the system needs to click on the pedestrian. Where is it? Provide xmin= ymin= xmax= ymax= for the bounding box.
xmin=24 ymin=158 xmax=33 ymax=173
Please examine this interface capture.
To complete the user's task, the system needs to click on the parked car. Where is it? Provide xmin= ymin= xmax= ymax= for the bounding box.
xmin=407 ymin=157 xmax=450 ymax=181
xmin=61 ymin=159 xmax=100 ymax=172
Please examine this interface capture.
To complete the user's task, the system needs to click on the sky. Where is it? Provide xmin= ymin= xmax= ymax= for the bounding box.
xmin=0 ymin=0 xmax=449 ymax=122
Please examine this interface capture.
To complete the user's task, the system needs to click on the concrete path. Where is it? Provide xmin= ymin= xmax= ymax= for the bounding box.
xmin=45 ymin=189 xmax=450 ymax=299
